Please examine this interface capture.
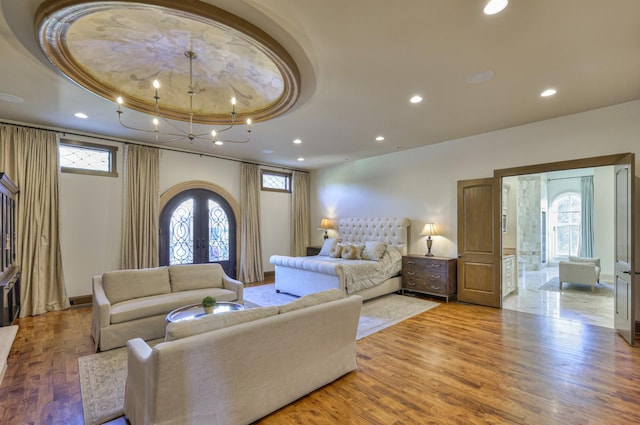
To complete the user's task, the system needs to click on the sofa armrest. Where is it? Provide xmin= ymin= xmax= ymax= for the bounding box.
xmin=91 ymin=275 xmax=112 ymax=351
xmin=222 ymin=275 xmax=244 ymax=303
xmin=125 ymin=338 xmax=153 ymax=423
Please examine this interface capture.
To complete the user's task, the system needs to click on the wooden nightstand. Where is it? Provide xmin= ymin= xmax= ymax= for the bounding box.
xmin=402 ymin=255 xmax=457 ymax=302
xmin=306 ymin=246 xmax=322 ymax=256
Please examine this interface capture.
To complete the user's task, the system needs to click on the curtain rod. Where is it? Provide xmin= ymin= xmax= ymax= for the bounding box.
xmin=0 ymin=119 xmax=306 ymax=174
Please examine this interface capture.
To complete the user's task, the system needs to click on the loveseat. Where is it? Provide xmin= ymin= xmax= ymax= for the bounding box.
xmin=124 ymin=289 xmax=362 ymax=425
xmin=91 ymin=263 xmax=243 ymax=351
xmin=558 ymin=256 xmax=601 ymax=292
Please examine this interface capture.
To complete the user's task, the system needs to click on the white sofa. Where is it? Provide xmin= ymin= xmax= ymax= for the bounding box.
xmin=558 ymin=256 xmax=601 ymax=292
xmin=124 ymin=289 xmax=362 ymax=425
xmin=91 ymin=263 xmax=243 ymax=351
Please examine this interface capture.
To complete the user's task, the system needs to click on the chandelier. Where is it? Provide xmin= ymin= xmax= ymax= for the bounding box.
xmin=116 ymin=50 xmax=252 ymax=146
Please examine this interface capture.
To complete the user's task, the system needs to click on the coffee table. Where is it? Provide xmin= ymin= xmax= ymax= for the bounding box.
xmin=166 ymin=302 xmax=244 ymax=323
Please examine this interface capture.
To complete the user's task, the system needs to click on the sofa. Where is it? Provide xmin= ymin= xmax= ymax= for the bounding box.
xmin=124 ymin=289 xmax=362 ymax=425
xmin=91 ymin=263 xmax=243 ymax=351
xmin=558 ymin=256 xmax=601 ymax=292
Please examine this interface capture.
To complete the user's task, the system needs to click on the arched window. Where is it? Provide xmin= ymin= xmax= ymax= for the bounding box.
xmin=160 ymin=188 xmax=236 ymax=277
xmin=550 ymin=192 xmax=581 ymax=258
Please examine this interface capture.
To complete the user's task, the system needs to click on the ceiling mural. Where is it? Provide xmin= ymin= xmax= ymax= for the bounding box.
xmin=35 ymin=0 xmax=301 ymax=124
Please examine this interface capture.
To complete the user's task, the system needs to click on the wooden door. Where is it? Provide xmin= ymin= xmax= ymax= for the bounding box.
xmin=457 ymin=178 xmax=501 ymax=307
xmin=614 ymin=154 xmax=636 ymax=345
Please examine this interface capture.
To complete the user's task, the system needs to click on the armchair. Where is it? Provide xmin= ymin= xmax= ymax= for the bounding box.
xmin=558 ymin=256 xmax=601 ymax=292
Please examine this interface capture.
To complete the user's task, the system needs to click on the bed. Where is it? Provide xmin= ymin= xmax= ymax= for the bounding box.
xmin=270 ymin=217 xmax=410 ymax=301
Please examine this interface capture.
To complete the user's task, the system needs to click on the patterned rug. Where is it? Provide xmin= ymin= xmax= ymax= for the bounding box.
xmin=539 ymin=277 xmax=614 ymax=296
xmin=78 ymin=289 xmax=438 ymax=424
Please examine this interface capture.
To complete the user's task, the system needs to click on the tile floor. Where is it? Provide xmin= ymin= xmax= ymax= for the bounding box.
xmin=502 ymin=266 xmax=614 ymax=329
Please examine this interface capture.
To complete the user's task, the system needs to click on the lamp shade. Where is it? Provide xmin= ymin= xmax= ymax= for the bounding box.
xmin=318 ymin=218 xmax=332 ymax=230
xmin=421 ymin=223 xmax=437 ymax=236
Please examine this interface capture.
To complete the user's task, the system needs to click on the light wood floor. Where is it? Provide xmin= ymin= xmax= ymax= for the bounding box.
xmin=1 ymin=298 xmax=639 ymax=425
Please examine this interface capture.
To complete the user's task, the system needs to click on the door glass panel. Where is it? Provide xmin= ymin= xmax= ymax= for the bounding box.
xmin=169 ymin=198 xmax=194 ymax=265
xmin=208 ymin=200 xmax=230 ymax=262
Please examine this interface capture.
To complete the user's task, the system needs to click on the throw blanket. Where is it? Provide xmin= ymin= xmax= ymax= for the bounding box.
xmin=270 ymin=247 xmax=402 ymax=294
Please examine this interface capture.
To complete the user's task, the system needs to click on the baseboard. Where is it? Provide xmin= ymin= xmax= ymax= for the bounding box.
xmin=636 ymin=321 xmax=640 ymax=335
xmin=264 ymin=270 xmax=275 ymax=279
xmin=69 ymin=295 xmax=92 ymax=307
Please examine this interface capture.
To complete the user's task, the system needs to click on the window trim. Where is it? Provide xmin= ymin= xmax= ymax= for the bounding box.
xmin=260 ymin=169 xmax=291 ymax=193
xmin=59 ymin=139 xmax=118 ymax=177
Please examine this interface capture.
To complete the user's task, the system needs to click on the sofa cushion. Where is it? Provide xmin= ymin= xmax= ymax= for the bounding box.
xmin=279 ymin=288 xmax=345 ymax=314
xmin=110 ymin=288 xmax=238 ymax=324
xmin=102 ymin=267 xmax=171 ymax=305
xmin=169 ymin=263 xmax=224 ymax=292
xmin=165 ymin=306 xmax=279 ymax=341
xmin=568 ymin=256 xmax=601 ymax=267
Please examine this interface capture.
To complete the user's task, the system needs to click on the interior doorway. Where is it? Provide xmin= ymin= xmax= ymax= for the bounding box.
xmin=500 ymin=166 xmax=616 ymax=328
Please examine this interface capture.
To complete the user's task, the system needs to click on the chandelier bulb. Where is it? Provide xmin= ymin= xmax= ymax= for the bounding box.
xmin=211 ymin=130 xmax=217 ymax=137
xmin=231 ymin=97 xmax=236 ymax=105
xmin=153 ymin=80 xmax=160 ymax=89
xmin=153 ymin=118 xmax=159 ymax=126
xmin=246 ymin=118 xmax=252 ymax=125
xmin=215 ymin=141 xmax=224 ymax=146
xmin=117 ymin=96 xmax=123 ymax=105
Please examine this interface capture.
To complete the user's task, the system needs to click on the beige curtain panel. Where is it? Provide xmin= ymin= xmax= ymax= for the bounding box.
xmin=239 ymin=163 xmax=263 ymax=283
xmin=121 ymin=144 xmax=160 ymax=270
xmin=0 ymin=124 xmax=69 ymax=317
xmin=291 ymin=171 xmax=310 ymax=257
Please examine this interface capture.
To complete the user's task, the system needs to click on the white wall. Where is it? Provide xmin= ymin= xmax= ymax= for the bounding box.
xmin=60 ymin=146 xmax=292 ymax=297
xmin=311 ymin=100 xmax=640 ymax=318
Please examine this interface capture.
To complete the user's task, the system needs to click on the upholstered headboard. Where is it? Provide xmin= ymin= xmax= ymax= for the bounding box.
xmin=338 ymin=217 xmax=410 ymax=255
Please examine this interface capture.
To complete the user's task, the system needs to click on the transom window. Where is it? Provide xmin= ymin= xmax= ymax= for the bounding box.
xmin=550 ymin=192 xmax=581 ymax=258
xmin=261 ymin=170 xmax=291 ymax=192
xmin=59 ymin=140 xmax=118 ymax=177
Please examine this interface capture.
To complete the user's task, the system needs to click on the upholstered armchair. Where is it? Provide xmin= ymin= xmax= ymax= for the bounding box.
xmin=558 ymin=256 xmax=601 ymax=292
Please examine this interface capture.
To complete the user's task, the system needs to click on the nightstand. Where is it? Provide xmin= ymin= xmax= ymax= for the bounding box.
xmin=402 ymin=255 xmax=457 ymax=302
xmin=306 ymin=246 xmax=322 ymax=256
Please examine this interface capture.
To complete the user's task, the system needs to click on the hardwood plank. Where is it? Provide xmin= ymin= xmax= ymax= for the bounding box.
xmin=0 ymin=299 xmax=638 ymax=424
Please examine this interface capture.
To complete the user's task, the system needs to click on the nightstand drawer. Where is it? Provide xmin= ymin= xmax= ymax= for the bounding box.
xmin=403 ymin=278 xmax=448 ymax=295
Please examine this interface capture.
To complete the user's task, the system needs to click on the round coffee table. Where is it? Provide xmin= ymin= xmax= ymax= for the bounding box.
xmin=166 ymin=302 xmax=244 ymax=323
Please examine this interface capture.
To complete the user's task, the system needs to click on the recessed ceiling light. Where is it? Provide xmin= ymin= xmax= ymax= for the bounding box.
xmin=214 ymin=141 xmax=224 ymax=146
xmin=409 ymin=95 xmax=423 ymax=104
xmin=75 ymin=112 xmax=88 ymax=119
xmin=467 ymin=70 xmax=495 ymax=84
xmin=484 ymin=0 xmax=508 ymax=15
xmin=375 ymin=136 xmax=385 ymax=142
xmin=263 ymin=149 xmax=274 ymax=154
xmin=540 ymin=88 xmax=557 ymax=97
xmin=0 ymin=93 xmax=24 ymax=103
xmin=293 ymin=138 xmax=302 ymax=144
xmin=297 ymin=157 xmax=304 ymax=162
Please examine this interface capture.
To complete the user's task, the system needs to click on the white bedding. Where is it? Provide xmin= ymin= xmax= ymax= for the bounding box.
xmin=270 ymin=246 xmax=402 ymax=294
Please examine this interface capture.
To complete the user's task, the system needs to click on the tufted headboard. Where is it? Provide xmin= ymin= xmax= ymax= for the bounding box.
xmin=338 ymin=217 xmax=410 ymax=255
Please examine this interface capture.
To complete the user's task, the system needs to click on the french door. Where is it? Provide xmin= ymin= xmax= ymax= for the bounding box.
xmin=160 ymin=189 xmax=236 ymax=277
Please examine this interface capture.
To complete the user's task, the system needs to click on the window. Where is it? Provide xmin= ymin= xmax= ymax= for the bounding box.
xmin=59 ymin=140 xmax=118 ymax=177
xmin=550 ymin=192 xmax=581 ymax=258
xmin=261 ymin=170 xmax=291 ymax=192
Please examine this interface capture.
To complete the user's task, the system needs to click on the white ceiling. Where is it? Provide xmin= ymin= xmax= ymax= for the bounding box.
xmin=1 ymin=0 xmax=639 ymax=170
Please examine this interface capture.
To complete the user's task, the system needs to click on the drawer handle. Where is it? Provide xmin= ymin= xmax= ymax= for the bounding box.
xmin=407 ymin=261 xmax=416 ymax=265
xmin=430 ymin=264 xmax=442 ymax=268
xmin=406 ymin=281 xmax=417 ymax=286
xmin=430 ymin=285 xmax=440 ymax=289
xmin=430 ymin=274 xmax=441 ymax=279
xmin=406 ymin=271 xmax=416 ymax=276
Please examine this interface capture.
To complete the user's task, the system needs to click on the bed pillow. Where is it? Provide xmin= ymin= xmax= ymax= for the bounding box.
xmin=328 ymin=243 xmax=343 ymax=258
xmin=361 ymin=241 xmax=387 ymax=261
xmin=341 ymin=244 xmax=364 ymax=260
xmin=318 ymin=238 xmax=337 ymax=256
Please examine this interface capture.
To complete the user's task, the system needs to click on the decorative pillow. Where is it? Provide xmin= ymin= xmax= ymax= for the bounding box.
xmin=328 ymin=243 xmax=343 ymax=258
xmin=318 ymin=238 xmax=337 ymax=256
xmin=353 ymin=244 xmax=365 ymax=259
xmin=278 ymin=289 xmax=345 ymax=314
xmin=341 ymin=244 xmax=358 ymax=260
xmin=165 ymin=306 xmax=279 ymax=341
xmin=361 ymin=241 xmax=387 ymax=261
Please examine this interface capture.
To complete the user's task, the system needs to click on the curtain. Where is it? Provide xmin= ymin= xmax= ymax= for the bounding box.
xmin=291 ymin=171 xmax=310 ymax=257
xmin=0 ymin=124 xmax=69 ymax=316
xmin=121 ymin=144 xmax=159 ymax=269
xmin=580 ymin=175 xmax=594 ymax=258
xmin=239 ymin=163 xmax=263 ymax=282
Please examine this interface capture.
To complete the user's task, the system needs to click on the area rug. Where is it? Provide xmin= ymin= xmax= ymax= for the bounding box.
xmin=539 ymin=277 xmax=613 ymax=296
xmin=79 ymin=289 xmax=438 ymax=424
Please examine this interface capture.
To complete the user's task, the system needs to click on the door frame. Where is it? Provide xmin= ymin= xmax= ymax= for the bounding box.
xmin=160 ymin=180 xmax=241 ymax=278
xmin=493 ymin=152 xmax=636 ymax=337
